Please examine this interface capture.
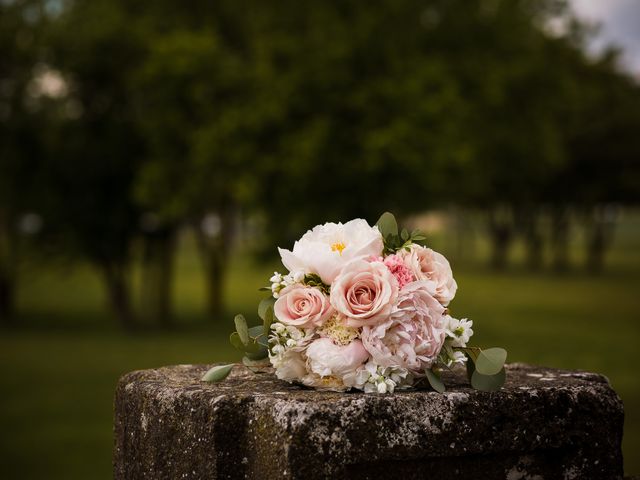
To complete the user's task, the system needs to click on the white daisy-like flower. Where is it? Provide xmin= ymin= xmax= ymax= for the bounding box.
xmin=344 ymin=361 xmax=412 ymax=393
xmin=444 ymin=316 xmax=474 ymax=347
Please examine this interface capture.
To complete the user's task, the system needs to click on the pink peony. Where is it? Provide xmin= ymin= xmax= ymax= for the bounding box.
xmin=383 ymin=254 xmax=415 ymax=289
xmin=305 ymin=338 xmax=369 ymax=378
xmin=361 ymin=280 xmax=446 ymax=372
xmin=399 ymin=245 xmax=457 ymax=306
xmin=274 ymin=285 xmax=333 ymax=328
xmin=330 ymin=258 xmax=399 ymax=328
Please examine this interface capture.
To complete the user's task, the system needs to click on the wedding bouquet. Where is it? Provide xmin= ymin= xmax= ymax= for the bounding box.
xmin=204 ymin=213 xmax=507 ymax=393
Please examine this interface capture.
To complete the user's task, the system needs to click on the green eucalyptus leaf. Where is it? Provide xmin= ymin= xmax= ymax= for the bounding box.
xmin=234 ymin=314 xmax=249 ymax=345
xmin=471 ymin=368 xmax=506 ymax=392
xmin=244 ymin=344 xmax=269 ymax=360
xmin=247 ymin=323 xmax=270 ymax=347
xmin=242 ymin=356 xmax=270 ymax=367
xmin=425 ymin=368 xmax=446 ymax=393
xmin=376 ymin=212 xmax=398 ymax=238
xmin=248 ymin=325 xmax=264 ymax=338
xmin=263 ymin=306 xmax=274 ymax=334
xmin=201 ymin=364 xmax=233 ymax=382
xmin=229 ymin=332 xmax=245 ymax=351
xmin=475 ymin=348 xmax=507 ymax=376
xmin=258 ymin=297 xmax=276 ymax=320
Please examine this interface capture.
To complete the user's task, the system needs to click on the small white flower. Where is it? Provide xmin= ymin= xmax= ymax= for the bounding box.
xmin=269 ymin=272 xmax=283 ymax=283
xmin=377 ymin=382 xmax=388 ymax=394
xmin=445 ymin=316 xmax=474 ymax=347
xmin=292 ymin=270 xmax=306 ymax=283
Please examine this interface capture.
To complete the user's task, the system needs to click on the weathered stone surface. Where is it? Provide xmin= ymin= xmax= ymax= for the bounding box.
xmin=113 ymin=363 xmax=624 ymax=479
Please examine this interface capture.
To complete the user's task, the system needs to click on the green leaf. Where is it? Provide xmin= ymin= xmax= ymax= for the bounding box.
xmin=248 ymin=325 xmax=264 ymax=338
xmin=401 ymin=228 xmax=409 ymax=241
xmin=258 ymin=297 xmax=275 ymax=320
xmin=229 ymin=332 xmax=245 ymax=351
xmin=376 ymin=212 xmax=398 ymax=238
xmin=242 ymin=356 xmax=270 ymax=367
xmin=471 ymin=368 xmax=506 ymax=392
xmin=244 ymin=344 xmax=268 ymax=360
xmin=425 ymin=368 xmax=446 ymax=393
xmin=262 ymin=308 xmax=274 ymax=339
xmin=258 ymin=286 xmax=271 ymax=292
xmin=234 ymin=314 xmax=249 ymax=345
xmin=201 ymin=364 xmax=233 ymax=382
xmin=475 ymin=348 xmax=507 ymax=376
xmin=247 ymin=324 xmax=269 ymax=348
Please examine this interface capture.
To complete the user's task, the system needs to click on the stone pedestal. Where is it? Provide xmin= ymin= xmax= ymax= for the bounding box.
xmin=113 ymin=363 xmax=623 ymax=479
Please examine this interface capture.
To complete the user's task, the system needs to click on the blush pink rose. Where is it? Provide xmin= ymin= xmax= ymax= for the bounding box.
xmin=399 ymin=244 xmax=457 ymax=306
xmin=361 ymin=280 xmax=446 ymax=372
xmin=330 ymin=258 xmax=399 ymax=328
xmin=274 ymin=285 xmax=333 ymax=328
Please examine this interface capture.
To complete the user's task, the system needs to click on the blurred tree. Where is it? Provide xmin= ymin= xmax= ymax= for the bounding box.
xmin=548 ymin=51 xmax=640 ymax=272
xmin=43 ymin=0 xmax=146 ymax=328
xmin=131 ymin=3 xmax=268 ymax=321
xmin=0 ymin=0 xmax=49 ymax=323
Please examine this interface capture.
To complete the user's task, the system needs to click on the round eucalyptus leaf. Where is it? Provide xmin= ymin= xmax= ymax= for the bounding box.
xmin=244 ymin=344 xmax=268 ymax=360
xmin=376 ymin=212 xmax=398 ymax=237
xmin=475 ymin=348 xmax=507 ymax=376
xmin=201 ymin=364 xmax=234 ymax=383
xmin=471 ymin=368 xmax=506 ymax=392
xmin=258 ymin=297 xmax=275 ymax=320
xmin=248 ymin=325 xmax=264 ymax=338
xmin=229 ymin=332 xmax=245 ymax=351
xmin=425 ymin=368 xmax=446 ymax=393
xmin=234 ymin=314 xmax=249 ymax=345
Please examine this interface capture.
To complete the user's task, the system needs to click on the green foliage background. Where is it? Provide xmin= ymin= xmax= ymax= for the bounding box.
xmin=2 ymin=0 xmax=640 ymax=476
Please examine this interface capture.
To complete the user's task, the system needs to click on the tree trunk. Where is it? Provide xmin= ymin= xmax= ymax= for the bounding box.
xmin=0 ymin=273 xmax=14 ymax=324
xmin=196 ymin=206 xmax=235 ymax=322
xmin=140 ymin=228 xmax=176 ymax=328
xmin=585 ymin=205 xmax=617 ymax=274
xmin=0 ymin=212 xmax=16 ymax=325
xmin=488 ymin=207 xmax=513 ymax=270
xmin=101 ymin=261 xmax=136 ymax=330
xmin=522 ymin=208 xmax=543 ymax=271
xmin=551 ymin=207 xmax=570 ymax=272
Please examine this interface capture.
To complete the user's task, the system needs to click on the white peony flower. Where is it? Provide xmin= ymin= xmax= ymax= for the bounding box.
xmin=278 ymin=219 xmax=384 ymax=284
xmin=269 ymin=349 xmax=308 ymax=382
xmin=444 ymin=316 xmax=474 ymax=348
xmin=305 ymin=338 xmax=369 ymax=378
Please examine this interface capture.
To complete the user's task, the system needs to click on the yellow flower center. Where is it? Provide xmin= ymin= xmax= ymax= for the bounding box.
xmin=331 ymin=242 xmax=346 ymax=255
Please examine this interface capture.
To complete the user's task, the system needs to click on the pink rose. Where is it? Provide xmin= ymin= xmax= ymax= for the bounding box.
xmin=399 ymin=245 xmax=457 ymax=306
xmin=330 ymin=258 xmax=399 ymax=328
xmin=274 ymin=285 xmax=333 ymax=328
xmin=361 ymin=281 xmax=446 ymax=372
xmin=305 ymin=338 xmax=369 ymax=378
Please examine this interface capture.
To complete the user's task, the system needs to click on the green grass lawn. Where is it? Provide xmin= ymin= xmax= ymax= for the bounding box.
xmin=1 ymin=216 xmax=639 ymax=478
